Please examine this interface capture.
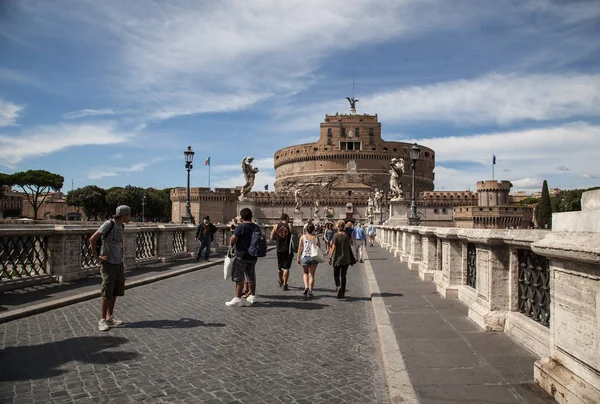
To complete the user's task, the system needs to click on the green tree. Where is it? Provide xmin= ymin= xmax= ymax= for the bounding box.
xmin=66 ymin=185 xmax=108 ymax=220
xmin=536 ymin=180 xmax=552 ymax=229
xmin=9 ymin=170 xmax=64 ymax=219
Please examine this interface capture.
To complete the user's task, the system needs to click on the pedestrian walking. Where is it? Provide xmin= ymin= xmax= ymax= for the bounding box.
xmin=195 ymin=216 xmax=217 ymax=261
xmin=324 ymin=222 xmax=334 ymax=253
xmin=329 ymin=220 xmax=353 ymax=299
xmin=367 ymin=222 xmax=376 ymax=247
xmin=226 ymin=208 xmax=264 ymax=307
xmin=352 ymin=223 xmax=366 ymax=263
xmin=297 ymin=222 xmax=321 ymax=298
xmin=89 ymin=205 xmax=132 ymax=331
xmin=270 ymin=213 xmax=295 ymax=291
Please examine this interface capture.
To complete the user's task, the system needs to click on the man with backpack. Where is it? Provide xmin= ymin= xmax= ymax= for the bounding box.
xmin=195 ymin=215 xmax=218 ymax=261
xmin=89 ymin=205 xmax=132 ymax=331
xmin=367 ymin=222 xmax=376 ymax=247
xmin=270 ymin=213 xmax=296 ymax=291
xmin=227 ymin=208 xmax=266 ymax=307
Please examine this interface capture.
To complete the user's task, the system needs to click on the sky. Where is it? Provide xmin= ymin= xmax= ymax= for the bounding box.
xmin=1 ymin=0 xmax=599 ymax=194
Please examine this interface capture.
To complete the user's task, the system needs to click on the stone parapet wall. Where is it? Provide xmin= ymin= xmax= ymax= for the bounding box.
xmin=376 ymin=189 xmax=600 ymax=404
xmin=0 ymin=223 xmax=244 ymax=292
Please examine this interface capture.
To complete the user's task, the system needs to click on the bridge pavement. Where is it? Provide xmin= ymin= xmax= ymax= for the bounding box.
xmin=0 ymin=245 xmax=556 ymax=403
xmin=0 ymin=251 xmax=388 ymax=404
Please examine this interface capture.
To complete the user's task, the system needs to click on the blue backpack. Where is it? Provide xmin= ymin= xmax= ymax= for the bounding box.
xmin=247 ymin=224 xmax=268 ymax=257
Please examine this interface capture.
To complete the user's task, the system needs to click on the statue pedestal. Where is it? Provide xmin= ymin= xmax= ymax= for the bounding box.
xmin=237 ymin=200 xmax=256 ymax=218
xmin=293 ymin=210 xmax=304 ymax=226
xmin=386 ymin=199 xmax=409 ymax=226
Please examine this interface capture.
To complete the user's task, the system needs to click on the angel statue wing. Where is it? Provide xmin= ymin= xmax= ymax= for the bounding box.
xmin=241 ymin=157 xmax=249 ymax=179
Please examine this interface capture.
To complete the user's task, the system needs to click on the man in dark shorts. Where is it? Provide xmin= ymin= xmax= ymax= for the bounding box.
xmin=90 ymin=205 xmax=131 ymax=331
xmin=227 ymin=208 xmax=259 ymax=307
xmin=270 ymin=213 xmax=294 ymax=290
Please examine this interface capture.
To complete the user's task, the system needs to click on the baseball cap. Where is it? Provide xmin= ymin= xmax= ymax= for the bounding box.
xmin=115 ymin=205 xmax=131 ymax=217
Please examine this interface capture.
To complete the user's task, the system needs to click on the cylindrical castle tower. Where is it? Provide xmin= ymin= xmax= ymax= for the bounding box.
xmin=273 ymin=112 xmax=435 ymax=196
xmin=476 ymin=180 xmax=512 ymax=206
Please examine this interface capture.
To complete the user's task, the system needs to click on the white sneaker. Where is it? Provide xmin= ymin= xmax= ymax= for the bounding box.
xmin=106 ymin=316 xmax=123 ymax=326
xmin=245 ymin=295 xmax=256 ymax=305
xmin=225 ymin=297 xmax=244 ymax=307
xmin=98 ymin=319 xmax=110 ymax=331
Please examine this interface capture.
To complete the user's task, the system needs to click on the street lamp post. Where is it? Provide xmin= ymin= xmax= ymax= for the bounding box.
xmin=281 ymin=195 xmax=285 ymax=216
xmin=409 ymin=143 xmax=421 ymax=225
xmin=182 ymin=146 xmax=195 ymax=224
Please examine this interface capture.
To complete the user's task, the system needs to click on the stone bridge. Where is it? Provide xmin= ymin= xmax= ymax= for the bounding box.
xmin=0 ymin=190 xmax=598 ymax=403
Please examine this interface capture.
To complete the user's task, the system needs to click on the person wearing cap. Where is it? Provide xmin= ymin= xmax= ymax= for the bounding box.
xmin=195 ymin=215 xmax=217 ymax=262
xmin=90 ymin=205 xmax=132 ymax=331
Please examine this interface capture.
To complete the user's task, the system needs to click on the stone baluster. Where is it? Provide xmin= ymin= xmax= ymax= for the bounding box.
xmin=434 ymin=228 xmax=461 ymax=298
xmin=418 ymin=229 xmax=437 ymax=281
xmin=47 ymin=227 xmax=85 ymax=282
xmin=122 ymin=226 xmax=139 ymax=270
xmin=408 ymin=229 xmax=422 ymax=271
xmin=400 ymin=227 xmax=410 ymax=262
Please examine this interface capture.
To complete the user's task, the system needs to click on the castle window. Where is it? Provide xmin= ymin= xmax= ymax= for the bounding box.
xmin=313 ymin=147 xmax=318 ymax=151
xmin=355 ymin=128 xmax=360 ymax=137
xmin=383 ymin=147 xmax=387 ymax=151
xmin=442 ymin=208 xmax=447 ymax=214
xmin=341 ymin=128 xmax=346 ymax=137
xmin=10 ymin=202 xmax=13 ymax=208
xmin=339 ymin=141 xmax=362 ymax=151
xmin=393 ymin=148 xmax=397 ymax=152
xmin=424 ymin=152 xmax=430 ymax=157
xmin=327 ymin=138 xmax=332 ymax=145
xmin=327 ymin=128 xmax=332 ymax=136
xmin=368 ymin=128 xmax=374 ymax=136
xmin=434 ymin=208 xmax=439 ymax=214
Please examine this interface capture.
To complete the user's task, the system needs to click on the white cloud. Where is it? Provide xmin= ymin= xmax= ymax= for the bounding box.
xmin=0 ymin=98 xmax=24 ymax=126
xmin=281 ymin=73 xmax=600 ymax=129
xmin=63 ymin=108 xmax=135 ymax=120
xmin=511 ymin=178 xmax=542 ymax=190
xmin=556 ymin=165 xmax=571 ymax=171
xmin=418 ymin=122 xmax=600 ymax=191
xmin=19 ymin=0 xmax=549 ymax=122
xmin=0 ymin=122 xmax=134 ymax=165
xmin=583 ymin=173 xmax=599 ymax=179
xmin=87 ymin=157 xmax=166 ymax=180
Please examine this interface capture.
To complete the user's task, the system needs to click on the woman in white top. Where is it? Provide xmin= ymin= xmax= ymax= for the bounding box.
xmin=297 ymin=222 xmax=321 ymax=298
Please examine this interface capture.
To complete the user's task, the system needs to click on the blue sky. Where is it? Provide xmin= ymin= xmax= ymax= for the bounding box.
xmin=1 ymin=0 xmax=599 ymax=193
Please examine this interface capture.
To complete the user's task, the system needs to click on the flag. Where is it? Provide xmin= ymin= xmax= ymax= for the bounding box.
xmin=205 ymin=157 xmax=210 ymax=166
xmin=264 ymin=184 xmax=268 ymax=190
xmin=493 ymin=155 xmax=496 ymax=165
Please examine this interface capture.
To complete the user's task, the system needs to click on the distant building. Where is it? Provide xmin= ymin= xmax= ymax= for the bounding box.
xmin=20 ymin=191 xmax=85 ymax=220
xmin=0 ymin=186 xmax=25 ymax=218
xmin=454 ymin=181 xmax=533 ymax=229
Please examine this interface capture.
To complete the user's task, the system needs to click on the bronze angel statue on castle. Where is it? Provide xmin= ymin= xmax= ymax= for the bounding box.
xmin=346 ymin=96 xmax=359 ymax=109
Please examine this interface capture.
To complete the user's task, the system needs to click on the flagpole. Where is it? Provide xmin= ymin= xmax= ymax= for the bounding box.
xmin=208 ymin=161 xmax=211 ymax=190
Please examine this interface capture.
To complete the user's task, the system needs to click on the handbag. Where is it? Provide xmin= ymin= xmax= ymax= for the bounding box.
xmin=310 ymin=241 xmax=325 ymax=263
xmin=223 ymin=247 xmax=235 ymax=280
xmin=349 ymin=246 xmax=357 ymax=266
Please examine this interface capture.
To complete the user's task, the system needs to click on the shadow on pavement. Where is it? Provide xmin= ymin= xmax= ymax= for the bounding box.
xmin=0 ymin=336 xmax=137 ymax=381
xmin=123 ymin=318 xmax=225 ymax=329
xmin=257 ymin=300 xmax=329 ymax=310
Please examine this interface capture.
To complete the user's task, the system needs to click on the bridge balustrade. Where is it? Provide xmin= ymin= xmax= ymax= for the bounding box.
xmin=376 ymin=223 xmax=600 ymax=404
xmin=0 ymin=223 xmax=245 ymax=292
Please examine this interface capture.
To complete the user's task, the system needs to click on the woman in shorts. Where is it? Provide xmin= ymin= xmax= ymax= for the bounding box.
xmin=297 ymin=223 xmax=321 ymax=298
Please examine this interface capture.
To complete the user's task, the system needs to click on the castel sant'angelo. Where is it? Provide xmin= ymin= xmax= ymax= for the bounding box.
xmin=171 ymin=98 xmax=532 ymax=228
xmin=171 ymin=99 xmax=435 ymax=225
